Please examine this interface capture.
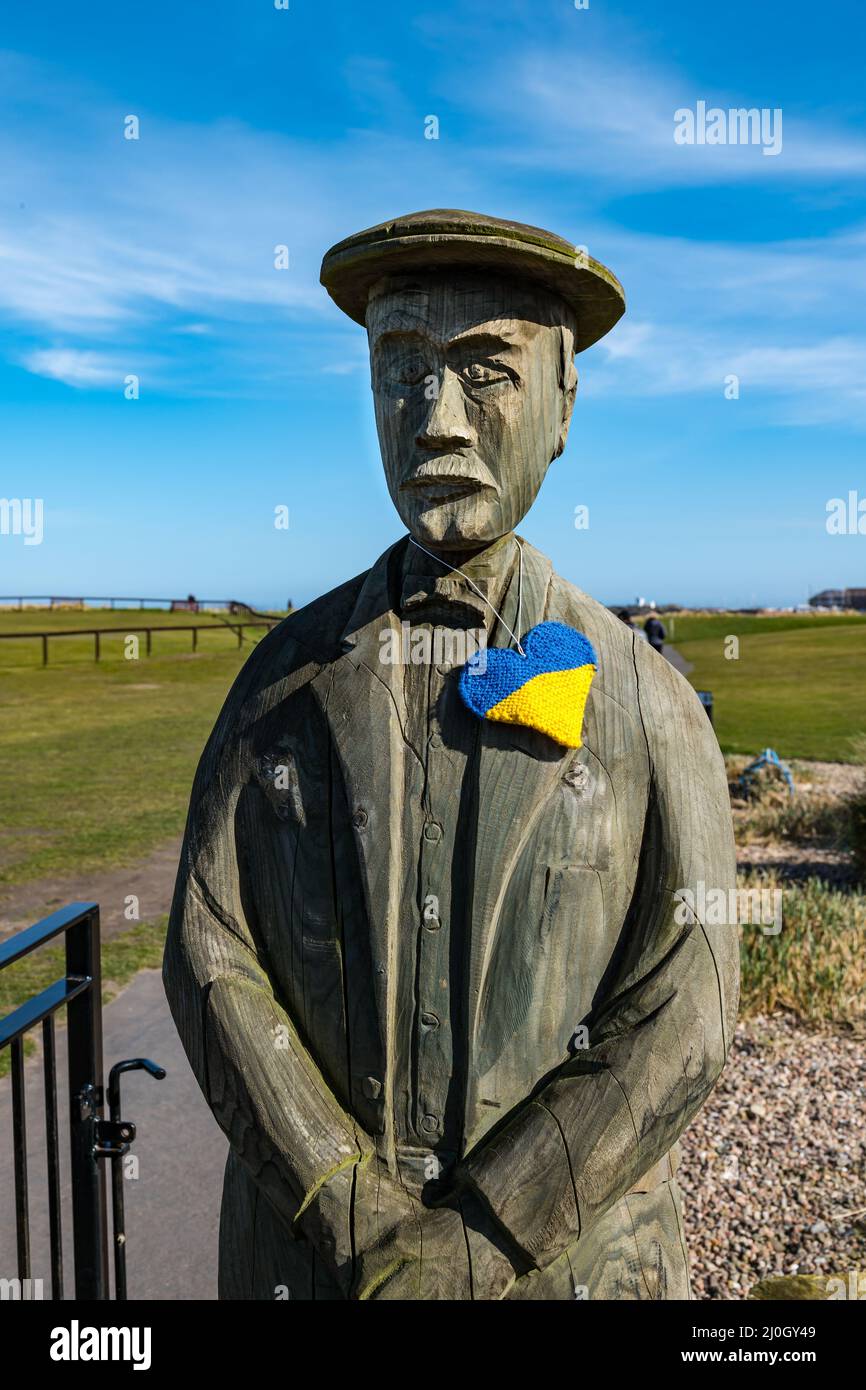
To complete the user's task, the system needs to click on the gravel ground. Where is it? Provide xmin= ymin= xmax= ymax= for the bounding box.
xmin=791 ymin=760 xmax=866 ymax=799
xmin=736 ymin=842 xmax=856 ymax=886
xmin=679 ymin=1013 xmax=866 ymax=1300
xmin=730 ymin=759 xmax=865 ymax=800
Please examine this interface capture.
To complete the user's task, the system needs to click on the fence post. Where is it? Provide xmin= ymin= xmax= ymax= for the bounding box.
xmin=42 ymin=634 xmax=48 ymax=666
xmin=43 ymin=1017 xmax=64 ymax=1299
xmin=12 ymin=1038 xmax=31 ymax=1285
xmin=94 ymin=631 xmax=100 ymax=663
xmin=66 ymin=907 xmax=109 ymax=1299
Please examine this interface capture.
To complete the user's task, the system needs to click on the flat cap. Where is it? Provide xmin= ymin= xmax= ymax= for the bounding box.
xmin=320 ymin=208 xmax=625 ymax=352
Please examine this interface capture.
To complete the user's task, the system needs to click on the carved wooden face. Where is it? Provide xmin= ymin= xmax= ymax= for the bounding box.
xmin=367 ymin=272 xmax=578 ymax=552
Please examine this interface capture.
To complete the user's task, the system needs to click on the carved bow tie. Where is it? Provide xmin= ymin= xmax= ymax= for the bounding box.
xmin=399 ymin=573 xmax=493 ymax=626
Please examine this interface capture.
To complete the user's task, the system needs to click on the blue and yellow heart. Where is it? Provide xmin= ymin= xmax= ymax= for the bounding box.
xmin=459 ymin=622 xmax=597 ymax=748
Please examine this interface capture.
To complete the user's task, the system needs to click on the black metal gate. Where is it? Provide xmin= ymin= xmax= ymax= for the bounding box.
xmin=0 ymin=902 xmax=164 ymax=1300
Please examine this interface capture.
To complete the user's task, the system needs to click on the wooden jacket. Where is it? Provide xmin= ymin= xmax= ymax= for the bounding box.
xmin=163 ymin=536 xmax=738 ymax=1300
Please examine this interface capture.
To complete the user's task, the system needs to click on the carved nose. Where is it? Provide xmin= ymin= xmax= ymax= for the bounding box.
xmin=416 ymin=368 xmax=473 ymax=450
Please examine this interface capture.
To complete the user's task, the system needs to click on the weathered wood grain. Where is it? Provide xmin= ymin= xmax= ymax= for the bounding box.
xmin=163 ymin=247 xmax=738 ymax=1300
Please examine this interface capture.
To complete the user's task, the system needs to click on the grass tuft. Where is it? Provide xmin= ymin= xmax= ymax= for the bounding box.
xmin=739 ymin=874 xmax=866 ymax=1024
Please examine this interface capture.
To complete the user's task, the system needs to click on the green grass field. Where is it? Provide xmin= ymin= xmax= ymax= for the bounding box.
xmin=656 ymin=613 xmax=866 ymax=761
xmin=0 ymin=611 xmax=273 ymax=885
xmin=1 ymin=606 xmax=864 ymax=1037
xmin=1 ymin=606 xmax=864 ymax=891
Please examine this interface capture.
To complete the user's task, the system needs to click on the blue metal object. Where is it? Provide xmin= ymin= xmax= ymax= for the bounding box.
xmin=738 ymin=747 xmax=795 ymax=797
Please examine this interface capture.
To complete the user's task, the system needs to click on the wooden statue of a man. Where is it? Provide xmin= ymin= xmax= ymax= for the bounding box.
xmin=164 ymin=210 xmax=738 ymax=1301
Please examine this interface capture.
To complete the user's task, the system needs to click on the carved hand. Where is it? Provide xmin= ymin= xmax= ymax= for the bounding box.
xmin=352 ymin=1193 xmax=519 ymax=1301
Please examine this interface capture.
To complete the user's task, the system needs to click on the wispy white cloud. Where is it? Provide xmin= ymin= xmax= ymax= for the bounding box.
xmin=517 ymin=66 xmax=866 ymax=183
xmin=22 ymin=347 xmax=136 ymax=388
xmin=456 ymin=31 xmax=866 ymax=187
xmin=1 ymin=34 xmax=865 ymax=429
xmin=587 ymin=317 xmax=866 ymax=424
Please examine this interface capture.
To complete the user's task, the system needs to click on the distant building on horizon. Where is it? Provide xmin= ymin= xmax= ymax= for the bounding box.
xmin=809 ymin=587 xmax=866 ymax=610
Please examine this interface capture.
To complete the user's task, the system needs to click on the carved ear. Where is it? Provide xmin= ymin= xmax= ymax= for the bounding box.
xmin=553 ymin=328 xmax=578 ymax=460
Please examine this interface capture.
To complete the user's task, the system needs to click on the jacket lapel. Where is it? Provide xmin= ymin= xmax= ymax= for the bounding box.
xmin=321 ymin=540 xmax=422 ymax=1168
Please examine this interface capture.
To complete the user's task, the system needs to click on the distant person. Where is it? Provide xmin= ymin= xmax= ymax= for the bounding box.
xmin=644 ymin=614 xmax=666 ymax=654
xmin=618 ymin=609 xmax=648 ymax=641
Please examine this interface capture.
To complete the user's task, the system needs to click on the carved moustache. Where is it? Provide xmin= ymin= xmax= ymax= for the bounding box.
xmin=399 ymin=457 xmax=498 ymax=499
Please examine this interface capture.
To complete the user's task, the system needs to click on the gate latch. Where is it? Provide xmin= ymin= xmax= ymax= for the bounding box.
xmin=93 ymin=1117 xmax=136 ymax=1158
xmin=93 ymin=1057 xmax=166 ymax=1301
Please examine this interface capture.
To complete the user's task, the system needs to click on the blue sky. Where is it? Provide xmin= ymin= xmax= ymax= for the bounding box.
xmin=1 ymin=0 xmax=865 ymax=608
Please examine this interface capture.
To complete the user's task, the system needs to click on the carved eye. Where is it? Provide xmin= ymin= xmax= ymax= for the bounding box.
xmin=461 ymin=362 xmax=509 ymax=387
xmin=397 ymin=363 xmax=429 ymax=386
xmin=374 ymin=349 xmax=429 ymax=391
xmin=387 ymin=352 xmax=430 ymax=387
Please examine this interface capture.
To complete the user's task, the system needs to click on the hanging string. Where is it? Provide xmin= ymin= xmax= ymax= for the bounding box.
xmin=407 ymin=534 xmax=525 ymax=656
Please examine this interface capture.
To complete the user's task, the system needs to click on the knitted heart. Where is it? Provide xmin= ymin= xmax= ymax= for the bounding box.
xmin=459 ymin=621 xmax=597 ymax=748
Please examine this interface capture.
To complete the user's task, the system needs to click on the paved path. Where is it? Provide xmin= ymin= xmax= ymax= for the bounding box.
xmin=662 ymin=642 xmax=693 ymax=676
xmin=0 ymin=837 xmax=183 ymax=941
xmin=0 ymin=969 xmax=227 ymax=1300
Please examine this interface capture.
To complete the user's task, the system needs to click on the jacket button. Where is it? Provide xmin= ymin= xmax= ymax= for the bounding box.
xmin=352 ymin=809 xmax=368 ymax=829
xmin=420 ymin=1011 xmax=439 ymax=1029
xmin=423 ymin=821 xmax=442 ymax=842
xmin=421 ymin=1113 xmax=439 ymax=1133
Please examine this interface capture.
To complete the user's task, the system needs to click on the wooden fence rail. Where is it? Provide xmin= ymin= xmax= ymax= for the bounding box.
xmin=0 ymin=621 xmax=278 ymax=666
xmin=0 ymin=595 xmax=253 ymax=612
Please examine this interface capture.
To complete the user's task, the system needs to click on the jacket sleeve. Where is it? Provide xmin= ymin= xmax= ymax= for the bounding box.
xmin=456 ymin=644 xmax=739 ymax=1270
xmin=162 ymin=666 xmax=377 ymax=1280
